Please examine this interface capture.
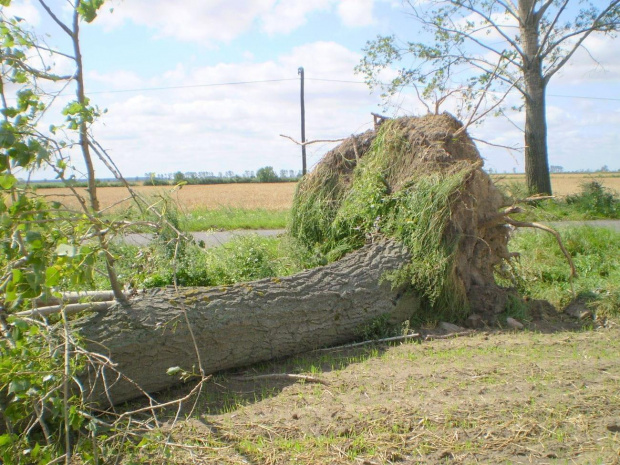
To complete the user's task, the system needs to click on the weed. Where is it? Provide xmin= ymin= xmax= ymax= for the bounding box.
xmin=503 ymin=293 xmax=530 ymax=322
xmin=508 ymin=226 xmax=620 ymax=318
xmin=498 ymin=179 xmax=620 ymax=221
xmin=565 ymin=181 xmax=620 ymax=218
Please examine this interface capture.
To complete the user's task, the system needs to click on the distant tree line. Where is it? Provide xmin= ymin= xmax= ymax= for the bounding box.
xmin=145 ymin=167 xmax=302 ymax=186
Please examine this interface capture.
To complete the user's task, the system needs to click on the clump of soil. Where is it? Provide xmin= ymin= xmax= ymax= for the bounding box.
xmin=290 ymin=113 xmax=519 ymax=323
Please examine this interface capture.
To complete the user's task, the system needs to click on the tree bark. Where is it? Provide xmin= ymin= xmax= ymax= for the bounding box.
xmin=76 ymin=240 xmax=418 ymax=406
xmin=520 ymin=0 xmax=553 ymax=195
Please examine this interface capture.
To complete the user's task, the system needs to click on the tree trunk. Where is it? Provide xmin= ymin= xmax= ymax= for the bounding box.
xmin=76 ymin=240 xmax=417 ymax=406
xmin=523 ymin=72 xmax=552 ymax=195
xmin=520 ymin=0 xmax=553 ymax=195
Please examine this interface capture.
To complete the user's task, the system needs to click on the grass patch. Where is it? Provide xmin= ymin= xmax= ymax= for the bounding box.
xmin=500 ymin=180 xmax=620 ymax=221
xmin=102 ymin=234 xmax=318 ymax=290
xmin=506 ymin=226 xmax=620 ymax=318
xmin=180 ymin=207 xmax=289 ymax=231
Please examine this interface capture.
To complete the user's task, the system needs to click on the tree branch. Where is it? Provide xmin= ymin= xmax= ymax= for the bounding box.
xmin=543 ymin=0 xmax=620 ymax=82
xmin=37 ymin=0 xmax=74 ymax=37
xmin=279 ymin=134 xmax=346 ymax=146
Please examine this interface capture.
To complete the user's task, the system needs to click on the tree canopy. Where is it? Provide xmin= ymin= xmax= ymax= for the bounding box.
xmin=357 ymin=0 xmax=620 ymax=194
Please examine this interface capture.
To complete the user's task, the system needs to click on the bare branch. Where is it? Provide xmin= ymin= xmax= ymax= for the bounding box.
xmin=543 ymin=1 xmax=620 ymax=82
xmin=280 ymin=134 xmax=347 ymax=146
xmin=538 ymin=0 xmax=570 ymax=54
xmin=232 ymin=373 xmax=330 ymax=385
xmin=471 ymin=137 xmax=522 ymax=151
xmin=311 ymin=333 xmax=422 ymax=352
xmin=15 ymin=301 xmax=117 ymax=318
xmin=505 ymin=218 xmax=577 ymax=283
xmin=37 ymin=0 xmax=74 ymax=37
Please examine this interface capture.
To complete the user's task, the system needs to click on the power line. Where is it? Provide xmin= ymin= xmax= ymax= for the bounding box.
xmin=547 ymin=93 xmax=620 ymax=102
xmin=83 ymin=78 xmax=299 ymax=96
xmin=24 ymin=75 xmax=620 ymax=102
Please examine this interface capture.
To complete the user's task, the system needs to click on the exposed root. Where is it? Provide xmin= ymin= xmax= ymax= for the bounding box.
xmin=505 ymin=217 xmax=577 ymax=295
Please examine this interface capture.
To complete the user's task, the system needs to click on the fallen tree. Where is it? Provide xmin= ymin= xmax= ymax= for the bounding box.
xmin=68 ymin=114 xmax=529 ymax=405
xmin=77 ymin=240 xmax=416 ymax=405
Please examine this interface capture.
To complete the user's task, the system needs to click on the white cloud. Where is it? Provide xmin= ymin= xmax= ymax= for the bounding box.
xmin=2 ymin=0 xmax=41 ymax=25
xmin=260 ymin=0 xmax=331 ymax=35
xmin=97 ymin=0 xmax=277 ymax=44
xmin=96 ymin=0 xmax=379 ymax=45
xmin=76 ymin=41 xmax=379 ymax=178
xmin=338 ymin=0 xmax=375 ymax=27
xmin=553 ymin=35 xmax=620 ymax=85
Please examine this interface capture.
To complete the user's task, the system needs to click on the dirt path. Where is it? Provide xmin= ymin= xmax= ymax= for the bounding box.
xmin=130 ymin=322 xmax=620 ymax=464
xmin=547 ymin=219 xmax=620 ymax=232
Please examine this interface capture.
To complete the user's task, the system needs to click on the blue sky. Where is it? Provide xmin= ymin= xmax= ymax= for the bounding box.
xmin=4 ymin=0 xmax=620 ymax=179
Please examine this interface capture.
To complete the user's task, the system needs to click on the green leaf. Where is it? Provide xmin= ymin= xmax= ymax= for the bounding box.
xmin=0 ymin=126 xmax=15 ymax=148
xmin=0 ymin=1 xmax=11 ymax=7
xmin=78 ymin=0 xmax=105 ymax=22
xmin=45 ymin=266 xmax=61 ymax=287
xmin=25 ymin=231 xmax=43 ymax=249
xmin=11 ymin=268 xmax=22 ymax=283
xmin=166 ymin=366 xmax=182 ymax=376
xmin=0 ymin=174 xmax=16 ymax=189
xmin=0 ymin=434 xmax=15 ymax=446
xmin=8 ymin=379 xmax=29 ymax=394
xmin=62 ymin=101 xmax=82 ymax=116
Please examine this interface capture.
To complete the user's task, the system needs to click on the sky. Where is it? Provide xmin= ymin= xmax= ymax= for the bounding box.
xmin=3 ymin=0 xmax=620 ymax=180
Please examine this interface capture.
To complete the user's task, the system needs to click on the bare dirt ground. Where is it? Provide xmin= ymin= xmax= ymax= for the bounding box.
xmin=136 ymin=319 xmax=620 ymax=464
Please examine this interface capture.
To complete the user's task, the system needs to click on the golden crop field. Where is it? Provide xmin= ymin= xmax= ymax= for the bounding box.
xmin=492 ymin=172 xmax=620 ymax=197
xmin=37 ymin=183 xmax=297 ymax=212
xmin=35 ymin=173 xmax=619 ymax=212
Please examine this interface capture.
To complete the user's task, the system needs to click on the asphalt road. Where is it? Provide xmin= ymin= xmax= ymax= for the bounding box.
xmin=121 ymin=220 xmax=620 ymax=248
xmin=121 ymin=229 xmax=286 ymax=247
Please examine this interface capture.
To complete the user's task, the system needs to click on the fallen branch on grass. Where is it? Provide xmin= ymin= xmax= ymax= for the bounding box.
xmin=312 ymin=333 xmax=422 ymax=353
xmin=232 ymin=373 xmax=329 ymax=385
xmin=16 ymin=301 xmax=116 ymax=318
xmin=424 ymin=330 xmax=475 ymax=341
xmin=505 ymin=218 xmax=577 ymax=282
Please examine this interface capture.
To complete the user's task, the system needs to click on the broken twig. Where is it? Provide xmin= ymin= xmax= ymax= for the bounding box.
xmin=233 ymin=373 xmax=329 ymax=385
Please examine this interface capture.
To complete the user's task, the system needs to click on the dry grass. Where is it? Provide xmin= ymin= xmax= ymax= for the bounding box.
xmin=35 ymin=183 xmax=297 ymax=212
xmin=493 ymin=172 xmax=620 ymax=197
xmin=125 ymin=323 xmax=620 ymax=464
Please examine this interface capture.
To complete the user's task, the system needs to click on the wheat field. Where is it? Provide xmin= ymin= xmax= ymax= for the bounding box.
xmin=492 ymin=173 xmax=620 ymax=197
xmin=36 ymin=183 xmax=298 ymax=212
xmin=35 ymin=173 xmax=619 ymax=212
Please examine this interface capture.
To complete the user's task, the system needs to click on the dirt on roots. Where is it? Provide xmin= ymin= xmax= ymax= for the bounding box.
xmin=291 ymin=113 xmax=523 ymax=323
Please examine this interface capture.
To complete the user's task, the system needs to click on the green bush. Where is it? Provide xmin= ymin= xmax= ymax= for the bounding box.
xmin=565 ymin=181 xmax=620 ymax=218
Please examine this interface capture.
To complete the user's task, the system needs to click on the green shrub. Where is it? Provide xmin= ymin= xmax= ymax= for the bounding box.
xmin=565 ymin=181 xmax=620 ymax=218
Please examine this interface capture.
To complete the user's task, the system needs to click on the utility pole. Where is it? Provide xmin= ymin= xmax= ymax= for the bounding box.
xmin=298 ymin=66 xmax=307 ymax=175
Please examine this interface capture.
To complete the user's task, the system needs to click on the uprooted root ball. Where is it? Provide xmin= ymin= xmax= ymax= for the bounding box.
xmin=290 ymin=113 xmax=518 ymax=323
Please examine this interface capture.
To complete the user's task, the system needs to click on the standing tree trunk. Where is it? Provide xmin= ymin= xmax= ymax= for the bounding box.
xmin=520 ymin=0 xmax=553 ymax=195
